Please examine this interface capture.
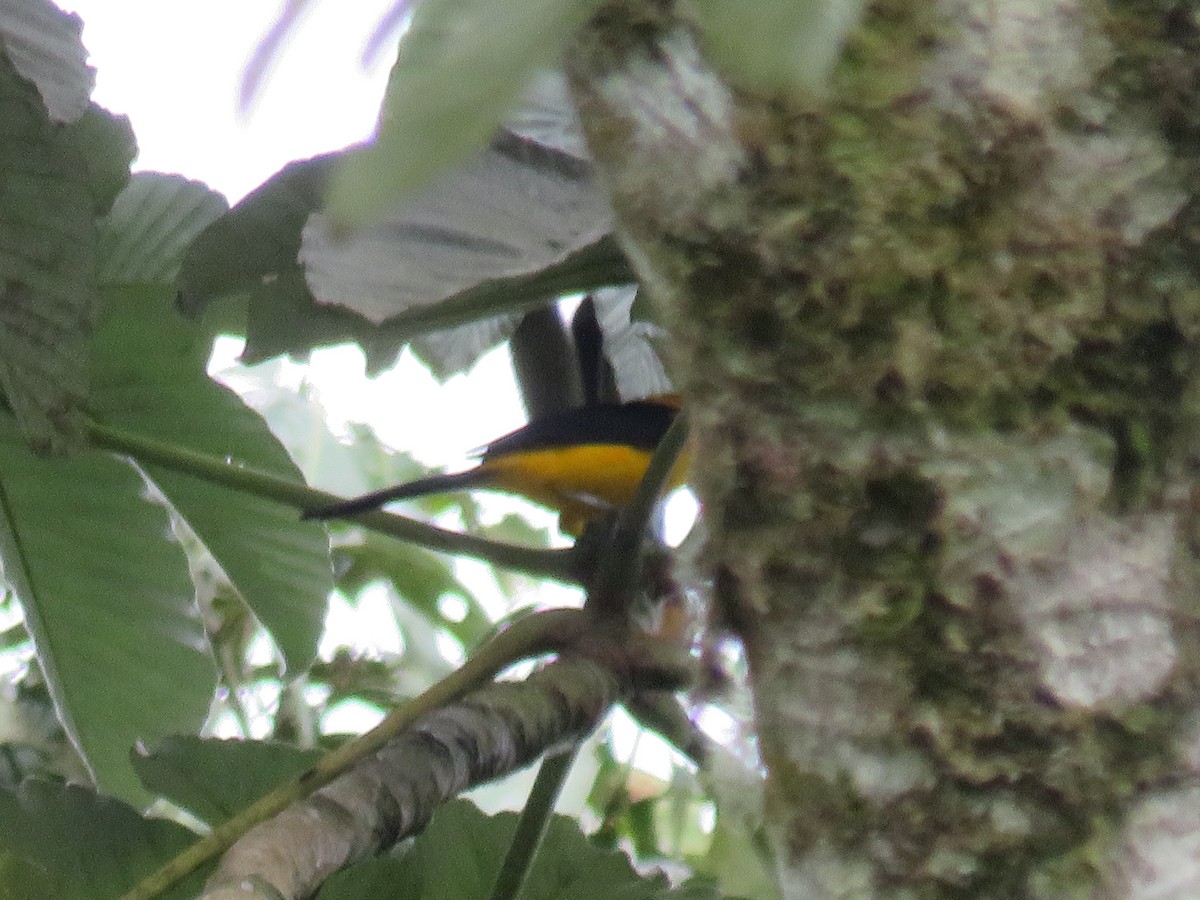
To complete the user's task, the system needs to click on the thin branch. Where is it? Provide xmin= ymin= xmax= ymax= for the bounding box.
xmin=84 ymin=419 xmax=584 ymax=583
xmin=588 ymin=410 xmax=689 ymax=614
xmin=214 ymin=646 xmax=254 ymax=739
xmin=201 ymin=659 xmax=615 ymax=900
xmin=120 ymin=608 xmax=592 ymax=900
xmin=488 ymin=748 xmax=578 ymax=900
xmin=624 ymin=692 xmax=708 ymax=768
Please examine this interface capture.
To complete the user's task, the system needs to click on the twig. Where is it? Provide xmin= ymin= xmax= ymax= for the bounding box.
xmin=85 ymin=419 xmax=584 ymax=583
xmin=624 ymin=692 xmax=708 ymax=768
xmin=487 ymin=748 xmax=578 ymax=900
xmin=588 ymin=411 xmax=689 ymax=614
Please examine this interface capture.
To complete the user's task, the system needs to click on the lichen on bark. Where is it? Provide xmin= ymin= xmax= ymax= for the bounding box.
xmin=568 ymin=0 xmax=1200 ymax=895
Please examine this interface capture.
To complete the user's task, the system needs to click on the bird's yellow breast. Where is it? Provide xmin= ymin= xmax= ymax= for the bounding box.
xmin=479 ymin=443 xmax=688 ymax=535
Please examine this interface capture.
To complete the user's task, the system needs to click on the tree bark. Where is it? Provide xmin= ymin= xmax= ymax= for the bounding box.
xmin=568 ymin=1 xmax=1200 ymax=896
xmin=203 ymin=656 xmax=623 ymax=899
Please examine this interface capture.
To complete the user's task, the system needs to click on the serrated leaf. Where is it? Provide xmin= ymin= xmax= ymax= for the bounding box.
xmin=0 ymin=0 xmax=92 ymax=123
xmin=59 ymin=103 xmax=137 ymax=217
xmin=98 ymin=172 xmax=228 ymax=284
xmin=0 ymin=52 xmax=88 ymax=450
xmin=302 ymin=132 xmax=611 ymax=324
xmin=0 ymin=40 xmax=134 ymax=453
xmin=325 ymin=0 xmax=604 ymax=231
xmin=90 ymin=285 xmax=332 ymax=674
xmin=0 ymin=779 xmax=205 ymax=900
xmin=177 ymin=143 xmax=631 ymax=374
xmin=317 ymin=799 xmax=725 ymax=900
xmin=0 ymin=414 xmax=213 ymax=803
xmin=176 ymin=153 xmax=335 ymax=316
xmin=132 ymin=735 xmax=323 ymax=826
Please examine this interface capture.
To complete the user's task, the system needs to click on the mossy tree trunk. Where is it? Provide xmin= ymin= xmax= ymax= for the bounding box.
xmin=568 ymin=1 xmax=1200 ymax=895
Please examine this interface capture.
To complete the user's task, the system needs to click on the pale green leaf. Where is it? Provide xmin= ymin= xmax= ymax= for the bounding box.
xmin=303 ymin=133 xmax=611 ymax=323
xmin=325 ymin=0 xmax=603 ymax=231
xmin=90 ymin=285 xmax=332 ymax=674
xmin=176 ymin=144 xmax=631 ymax=375
xmin=338 ymin=532 xmax=491 ymax=647
xmin=0 ymin=413 xmax=213 ymax=803
xmin=0 ymin=46 xmax=134 ymax=452
xmin=132 ymin=735 xmax=322 ymax=826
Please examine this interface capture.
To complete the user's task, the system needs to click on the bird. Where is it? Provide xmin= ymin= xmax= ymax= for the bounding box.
xmin=302 ymin=395 xmax=684 ymax=536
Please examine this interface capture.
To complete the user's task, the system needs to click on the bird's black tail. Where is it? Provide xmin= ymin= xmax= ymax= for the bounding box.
xmin=302 ymin=469 xmax=491 ymax=521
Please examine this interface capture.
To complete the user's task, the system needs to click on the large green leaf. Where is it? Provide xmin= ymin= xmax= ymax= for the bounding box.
xmin=60 ymin=104 xmax=137 ymax=217
xmin=89 ymin=284 xmax=332 ymax=674
xmin=95 ymin=176 xmax=328 ymax=671
xmin=0 ymin=47 xmax=133 ymax=452
xmin=175 ymin=153 xmax=335 ymax=315
xmin=0 ymin=779 xmax=205 ymax=900
xmin=98 ymin=172 xmax=228 ymax=284
xmin=241 ymin=268 xmax=379 ymax=367
xmin=176 ymin=150 xmax=632 ymax=376
xmin=0 ymin=414 xmax=213 ymax=802
xmin=325 ymin=0 xmax=604 ymax=230
xmin=317 ymin=799 xmax=725 ymax=899
xmin=301 ymin=132 xmax=612 ymax=324
xmin=0 ymin=0 xmax=93 ymax=123
xmin=132 ymin=735 xmax=323 ymax=826
xmin=175 ymin=153 xmax=397 ymax=371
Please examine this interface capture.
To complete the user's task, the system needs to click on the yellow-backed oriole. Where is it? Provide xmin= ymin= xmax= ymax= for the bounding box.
xmin=304 ymin=395 xmax=683 ymax=535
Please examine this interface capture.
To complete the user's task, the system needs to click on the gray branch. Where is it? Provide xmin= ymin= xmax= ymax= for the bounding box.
xmin=201 ymin=657 xmax=622 ymax=900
